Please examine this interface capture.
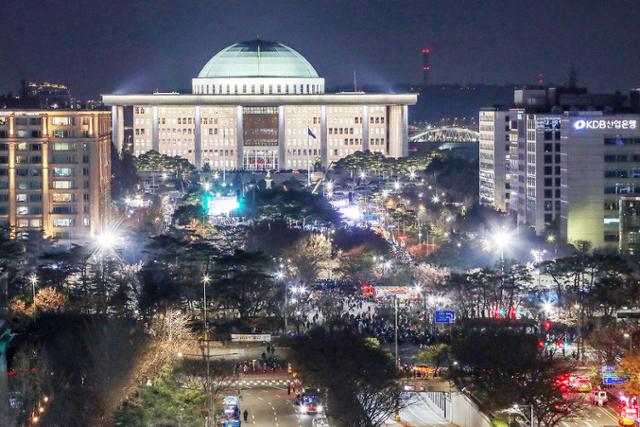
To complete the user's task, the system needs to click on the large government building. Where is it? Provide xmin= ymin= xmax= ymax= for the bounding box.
xmin=103 ymin=39 xmax=418 ymax=170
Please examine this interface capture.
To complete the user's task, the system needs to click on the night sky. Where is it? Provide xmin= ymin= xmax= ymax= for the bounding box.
xmin=2 ymin=0 xmax=639 ymax=99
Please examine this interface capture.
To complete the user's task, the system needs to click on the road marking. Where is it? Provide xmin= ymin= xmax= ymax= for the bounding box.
xmin=597 ymin=406 xmax=618 ymax=422
xmin=561 ymin=422 xmax=571 ymax=427
xmin=257 ymin=396 xmax=263 ymax=401
xmin=584 ymin=421 xmax=595 ymax=427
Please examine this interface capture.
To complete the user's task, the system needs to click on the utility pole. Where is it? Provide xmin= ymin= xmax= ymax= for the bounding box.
xmin=202 ymin=275 xmax=213 ymax=427
xmin=394 ymin=296 xmax=399 ymax=368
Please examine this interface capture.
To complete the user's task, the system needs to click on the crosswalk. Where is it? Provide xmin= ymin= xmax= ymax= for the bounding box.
xmin=223 ymin=378 xmax=293 ymax=388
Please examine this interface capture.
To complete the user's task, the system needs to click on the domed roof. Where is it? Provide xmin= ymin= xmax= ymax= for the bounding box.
xmin=197 ymin=40 xmax=319 ymax=79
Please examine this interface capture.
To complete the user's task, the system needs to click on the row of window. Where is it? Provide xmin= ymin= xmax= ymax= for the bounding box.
xmin=604 ymin=154 xmax=640 ymax=162
xmin=605 ymin=184 xmax=640 ymax=194
xmin=604 ymin=137 xmax=640 ymax=146
xmin=193 ymin=82 xmax=322 ymax=95
xmin=605 ymin=170 xmax=640 ymax=178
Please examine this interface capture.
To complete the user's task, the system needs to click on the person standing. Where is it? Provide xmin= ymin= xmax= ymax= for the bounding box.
xmin=243 ymin=409 xmax=249 ymax=421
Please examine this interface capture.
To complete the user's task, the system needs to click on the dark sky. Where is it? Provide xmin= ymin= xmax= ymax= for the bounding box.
xmin=2 ymin=0 xmax=639 ymax=98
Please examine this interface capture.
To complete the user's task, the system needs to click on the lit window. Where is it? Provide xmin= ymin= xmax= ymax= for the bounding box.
xmin=52 ymin=218 xmax=74 ymax=227
xmin=51 ymin=117 xmax=72 ymax=126
xmin=52 ymin=180 xmax=73 ymax=189
xmin=52 ymin=193 xmax=72 ymax=202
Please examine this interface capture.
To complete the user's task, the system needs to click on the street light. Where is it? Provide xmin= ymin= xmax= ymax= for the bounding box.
xmin=96 ymin=231 xmax=116 ymax=251
xmin=277 ymin=270 xmax=288 ymax=333
xmin=625 ymin=332 xmax=633 ymax=355
xmin=201 ymin=273 xmax=214 ymax=427
xmin=511 ymin=404 xmax=534 ymax=427
xmin=29 ymin=274 xmax=38 ymax=319
xmin=541 ymin=301 xmax=553 ymax=317
xmin=493 ymin=229 xmax=512 ymax=285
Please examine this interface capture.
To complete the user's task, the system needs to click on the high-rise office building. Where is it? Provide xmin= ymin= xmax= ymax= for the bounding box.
xmin=561 ymin=113 xmax=640 ymax=248
xmin=479 ymin=87 xmax=640 ymax=251
xmin=479 ymin=109 xmax=511 ymax=212
xmin=0 ymin=110 xmax=111 ymax=241
xmin=103 ymin=39 xmax=418 ymax=170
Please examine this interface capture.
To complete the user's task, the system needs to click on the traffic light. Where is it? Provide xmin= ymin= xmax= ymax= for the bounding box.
xmin=538 ymin=340 xmax=545 ymax=348
xmin=557 ymin=340 xmax=564 ymax=348
xmin=544 ymin=320 xmax=551 ymax=331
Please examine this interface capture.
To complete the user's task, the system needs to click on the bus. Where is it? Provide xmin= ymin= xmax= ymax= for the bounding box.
xmin=220 ymin=396 xmax=241 ymax=427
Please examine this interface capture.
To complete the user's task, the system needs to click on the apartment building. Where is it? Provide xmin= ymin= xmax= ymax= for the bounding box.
xmin=0 ymin=110 xmax=111 ymax=241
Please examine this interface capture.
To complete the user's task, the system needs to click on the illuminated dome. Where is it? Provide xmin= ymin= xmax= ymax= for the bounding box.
xmin=192 ymin=40 xmax=325 ymax=95
xmin=198 ymin=40 xmax=319 ymax=79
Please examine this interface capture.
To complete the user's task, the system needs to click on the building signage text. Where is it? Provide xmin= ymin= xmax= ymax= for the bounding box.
xmin=574 ymin=119 xmax=637 ymax=130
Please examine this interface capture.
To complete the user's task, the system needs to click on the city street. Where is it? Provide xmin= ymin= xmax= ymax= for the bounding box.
xmin=398 ymin=393 xmax=455 ymax=427
xmin=240 ymin=385 xmax=313 ymax=427
xmin=562 ymin=403 xmax=619 ymax=427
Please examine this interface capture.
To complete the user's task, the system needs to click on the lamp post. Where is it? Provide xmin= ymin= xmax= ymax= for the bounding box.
xmin=394 ymin=295 xmax=399 ymax=368
xmin=276 ymin=269 xmax=287 ymax=334
xmin=493 ymin=229 xmax=511 ymax=286
xmin=625 ymin=332 xmax=633 ymax=355
xmin=201 ymin=274 xmax=213 ymax=427
xmin=531 ymin=249 xmax=546 ymax=289
xmin=95 ymin=231 xmax=117 ymax=305
xmin=29 ymin=274 xmax=38 ymax=320
xmin=511 ymin=404 xmax=534 ymax=427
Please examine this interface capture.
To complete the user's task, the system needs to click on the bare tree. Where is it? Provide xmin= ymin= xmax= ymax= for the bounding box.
xmin=286 ymin=234 xmax=331 ymax=284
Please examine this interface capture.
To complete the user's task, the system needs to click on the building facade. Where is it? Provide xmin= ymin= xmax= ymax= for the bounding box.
xmin=479 ymin=109 xmax=511 ymax=212
xmin=480 ymin=102 xmax=640 ymax=251
xmin=561 ymin=113 xmax=640 ymax=249
xmin=0 ymin=110 xmax=111 ymax=240
xmin=103 ymin=40 xmax=417 ymax=170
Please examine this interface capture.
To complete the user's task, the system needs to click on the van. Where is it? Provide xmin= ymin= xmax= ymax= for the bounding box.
xmin=590 ymin=390 xmax=607 ymax=406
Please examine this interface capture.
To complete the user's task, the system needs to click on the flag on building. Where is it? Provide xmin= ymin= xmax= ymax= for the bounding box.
xmin=307 ymin=128 xmax=317 ymax=139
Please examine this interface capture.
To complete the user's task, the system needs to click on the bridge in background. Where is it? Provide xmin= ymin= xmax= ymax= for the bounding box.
xmin=409 ymin=126 xmax=479 ymax=143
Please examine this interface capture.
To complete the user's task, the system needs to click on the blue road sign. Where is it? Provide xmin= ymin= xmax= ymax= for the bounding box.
xmin=435 ymin=310 xmax=456 ymax=324
xmin=603 ymin=376 xmax=625 ymax=385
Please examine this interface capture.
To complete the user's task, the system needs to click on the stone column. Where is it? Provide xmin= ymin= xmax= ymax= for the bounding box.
xmin=388 ymin=105 xmax=405 ymax=158
xmin=194 ymin=106 xmax=202 ymax=168
xmin=41 ymin=113 xmax=48 ymax=137
xmin=402 ymin=105 xmax=409 ymax=157
xmin=362 ymin=105 xmax=369 ymax=152
xmin=320 ymin=106 xmax=328 ymax=169
xmin=278 ymin=106 xmax=285 ymax=171
xmin=111 ymin=106 xmax=125 ymax=152
xmin=8 ymin=114 xmax=14 ymax=138
xmin=236 ymin=106 xmax=244 ymax=170
xmin=152 ymin=106 xmax=159 ymax=152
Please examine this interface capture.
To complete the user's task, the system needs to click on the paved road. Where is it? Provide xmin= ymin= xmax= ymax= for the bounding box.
xmin=240 ymin=385 xmax=314 ymax=427
xmin=561 ymin=403 xmax=620 ymax=427
xmin=397 ymin=394 xmax=455 ymax=427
